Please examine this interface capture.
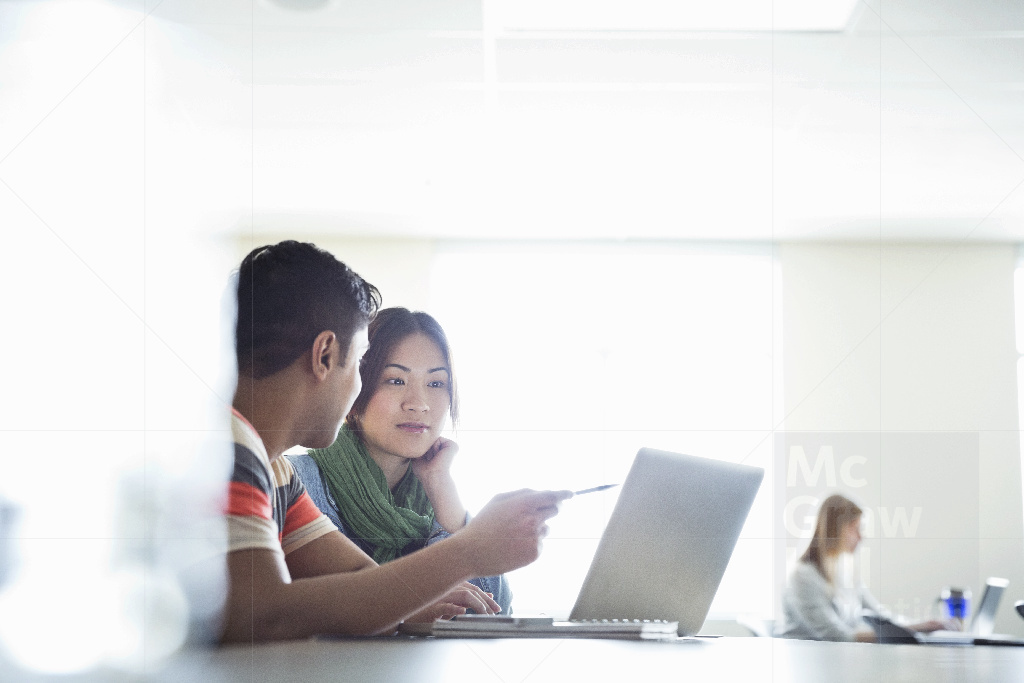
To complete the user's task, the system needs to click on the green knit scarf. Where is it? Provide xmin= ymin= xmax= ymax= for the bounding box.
xmin=308 ymin=424 xmax=434 ymax=564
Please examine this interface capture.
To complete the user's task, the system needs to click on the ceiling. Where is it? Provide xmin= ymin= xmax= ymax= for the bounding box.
xmin=3 ymin=0 xmax=1024 ymax=241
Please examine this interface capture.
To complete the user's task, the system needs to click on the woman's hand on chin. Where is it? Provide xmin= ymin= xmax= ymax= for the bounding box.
xmin=411 ymin=437 xmax=459 ymax=484
xmin=413 ymin=437 xmax=468 ymax=532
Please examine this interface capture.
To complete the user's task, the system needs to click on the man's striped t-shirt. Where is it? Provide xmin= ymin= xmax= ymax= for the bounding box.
xmin=226 ymin=409 xmax=335 ymax=555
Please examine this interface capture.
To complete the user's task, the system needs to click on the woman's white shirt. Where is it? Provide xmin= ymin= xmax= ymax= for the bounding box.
xmin=779 ymin=558 xmax=881 ymax=641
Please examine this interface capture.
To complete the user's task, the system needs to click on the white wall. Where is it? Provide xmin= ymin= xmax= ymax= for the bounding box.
xmin=779 ymin=243 xmax=1024 ymax=636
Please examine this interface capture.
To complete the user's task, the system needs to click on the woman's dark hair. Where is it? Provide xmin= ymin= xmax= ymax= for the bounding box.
xmin=800 ymin=493 xmax=863 ymax=583
xmin=347 ymin=307 xmax=459 ymax=431
xmin=235 ymin=240 xmax=381 ymax=379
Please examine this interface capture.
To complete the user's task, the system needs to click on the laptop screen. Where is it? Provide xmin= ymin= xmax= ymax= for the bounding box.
xmin=971 ymin=577 xmax=1008 ymax=636
xmin=568 ymin=448 xmax=763 ymax=635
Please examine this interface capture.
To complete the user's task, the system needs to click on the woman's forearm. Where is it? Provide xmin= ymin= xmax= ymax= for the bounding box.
xmin=421 ymin=474 xmax=468 ymax=532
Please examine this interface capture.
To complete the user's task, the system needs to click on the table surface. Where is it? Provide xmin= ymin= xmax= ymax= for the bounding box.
xmin=6 ymin=635 xmax=1024 ymax=682
xmin=163 ymin=635 xmax=1024 ymax=683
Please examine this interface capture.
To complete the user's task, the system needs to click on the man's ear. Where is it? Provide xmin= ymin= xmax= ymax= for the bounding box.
xmin=310 ymin=330 xmax=338 ymax=381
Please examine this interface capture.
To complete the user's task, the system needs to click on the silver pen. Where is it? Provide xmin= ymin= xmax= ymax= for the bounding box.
xmin=573 ymin=484 xmax=619 ymax=496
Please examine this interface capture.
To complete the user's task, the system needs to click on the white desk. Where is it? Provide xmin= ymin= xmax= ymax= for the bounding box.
xmin=3 ymin=637 xmax=1021 ymax=681
xmin=151 ymin=636 xmax=1022 ymax=683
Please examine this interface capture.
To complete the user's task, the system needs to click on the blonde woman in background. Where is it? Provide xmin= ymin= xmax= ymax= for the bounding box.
xmin=779 ymin=493 xmax=950 ymax=642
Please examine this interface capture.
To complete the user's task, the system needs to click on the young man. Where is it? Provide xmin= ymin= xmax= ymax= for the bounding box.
xmin=224 ymin=241 xmax=571 ymax=642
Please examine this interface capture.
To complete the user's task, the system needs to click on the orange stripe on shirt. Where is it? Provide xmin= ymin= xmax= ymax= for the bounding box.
xmin=282 ymin=491 xmax=327 ymax=538
xmin=226 ymin=480 xmax=273 ymax=520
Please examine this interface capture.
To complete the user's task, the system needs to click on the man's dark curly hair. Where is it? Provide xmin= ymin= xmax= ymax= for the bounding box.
xmin=234 ymin=240 xmax=381 ymax=379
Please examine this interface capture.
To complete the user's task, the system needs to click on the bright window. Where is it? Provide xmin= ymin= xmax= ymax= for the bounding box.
xmin=429 ymin=242 xmax=779 ymax=618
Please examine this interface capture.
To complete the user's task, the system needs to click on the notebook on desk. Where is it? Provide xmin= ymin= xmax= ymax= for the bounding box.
xmin=868 ymin=577 xmax=1024 ymax=646
xmin=402 ymin=447 xmax=764 ymax=639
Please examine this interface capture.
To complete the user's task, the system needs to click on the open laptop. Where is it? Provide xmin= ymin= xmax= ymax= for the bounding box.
xmin=868 ymin=577 xmax=1024 ymax=646
xmin=410 ymin=447 xmax=764 ymax=638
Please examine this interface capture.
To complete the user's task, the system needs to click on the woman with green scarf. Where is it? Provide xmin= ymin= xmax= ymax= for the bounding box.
xmin=288 ymin=307 xmax=512 ymax=613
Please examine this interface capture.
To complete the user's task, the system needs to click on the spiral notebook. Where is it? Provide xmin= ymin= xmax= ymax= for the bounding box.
xmin=401 ymin=447 xmax=764 ymax=639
